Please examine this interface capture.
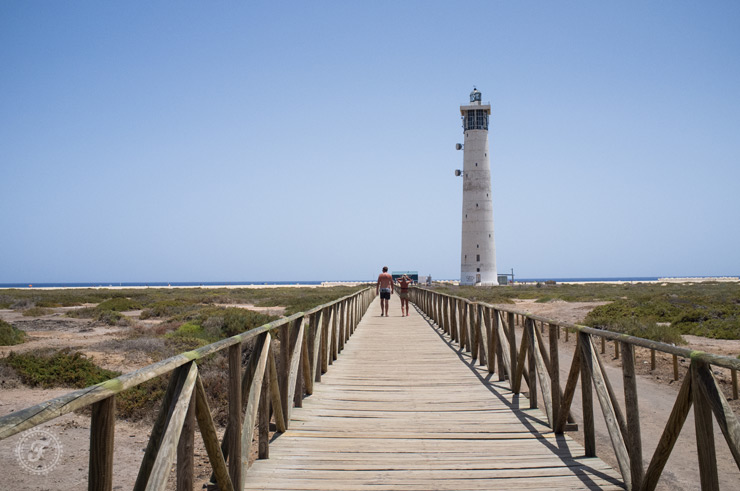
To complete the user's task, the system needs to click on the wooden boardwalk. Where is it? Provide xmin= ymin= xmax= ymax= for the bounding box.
xmin=244 ymin=296 xmax=623 ymax=490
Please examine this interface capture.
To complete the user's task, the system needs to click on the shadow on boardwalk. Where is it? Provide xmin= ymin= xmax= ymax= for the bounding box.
xmin=244 ymin=296 xmax=623 ymax=490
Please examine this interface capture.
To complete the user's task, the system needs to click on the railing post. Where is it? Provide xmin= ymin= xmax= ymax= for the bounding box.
xmin=579 ymin=333 xmax=596 ymax=457
xmin=622 ymin=342 xmax=644 ymax=490
xmin=450 ymin=298 xmax=458 ymax=343
xmin=494 ymin=309 xmax=506 ymax=380
xmin=228 ymin=344 xmax=242 ymax=490
xmin=507 ymin=312 xmax=516 ymax=382
xmin=176 ymin=390 xmax=195 ymax=491
xmin=673 ymin=354 xmax=679 ymax=381
xmin=279 ymin=322 xmax=291 ymax=419
xmin=89 ymin=395 xmax=115 ymax=491
xmin=527 ymin=319 xmax=537 ymax=409
xmin=692 ymin=361 xmax=720 ymax=491
xmin=549 ymin=323 xmax=560 ymax=429
xmin=258 ymin=359 xmax=270 ymax=459
xmin=470 ymin=303 xmax=479 ymax=361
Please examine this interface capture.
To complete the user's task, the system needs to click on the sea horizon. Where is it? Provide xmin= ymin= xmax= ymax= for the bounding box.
xmin=1 ymin=275 xmax=738 ymax=289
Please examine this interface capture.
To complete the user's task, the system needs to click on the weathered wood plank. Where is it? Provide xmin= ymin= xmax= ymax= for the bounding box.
xmin=241 ymin=333 xmax=271 ymax=478
xmin=145 ymin=362 xmax=198 ymax=491
xmin=195 ymin=375 xmax=234 ymax=491
xmin=692 ymin=361 xmax=719 ymax=491
xmin=89 ymin=395 xmax=115 ymax=491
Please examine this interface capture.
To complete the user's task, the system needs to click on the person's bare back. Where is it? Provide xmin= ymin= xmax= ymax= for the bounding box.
xmin=377 ymin=273 xmax=393 ymax=289
xmin=376 ymin=266 xmax=394 ymax=316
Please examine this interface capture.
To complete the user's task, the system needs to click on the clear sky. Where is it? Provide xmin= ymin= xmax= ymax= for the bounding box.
xmin=1 ymin=1 xmax=739 ymax=283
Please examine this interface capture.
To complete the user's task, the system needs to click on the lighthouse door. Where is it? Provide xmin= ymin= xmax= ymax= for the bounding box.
xmin=476 ymin=274 xmax=481 ymax=284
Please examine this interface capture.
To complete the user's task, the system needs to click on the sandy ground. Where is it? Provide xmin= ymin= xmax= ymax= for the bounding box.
xmin=2 ymin=299 xmax=740 ymax=489
xmin=0 ymin=306 xmax=268 ymax=490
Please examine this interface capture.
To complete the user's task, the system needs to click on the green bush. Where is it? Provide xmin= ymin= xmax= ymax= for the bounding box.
xmin=2 ymin=350 xmax=118 ymax=388
xmin=116 ymin=378 xmax=168 ymax=421
xmin=22 ymin=307 xmax=53 ymax=317
xmin=97 ymin=298 xmax=141 ymax=312
xmin=166 ymin=322 xmax=217 ymax=343
xmin=0 ymin=320 xmax=26 ymax=346
xmin=66 ymin=307 xmax=126 ymax=326
xmin=587 ymin=318 xmax=685 ymax=345
xmin=140 ymin=300 xmax=201 ymax=319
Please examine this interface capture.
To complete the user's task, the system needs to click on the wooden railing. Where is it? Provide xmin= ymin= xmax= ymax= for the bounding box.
xmin=410 ymin=287 xmax=740 ymax=491
xmin=0 ymin=287 xmax=375 ymax=491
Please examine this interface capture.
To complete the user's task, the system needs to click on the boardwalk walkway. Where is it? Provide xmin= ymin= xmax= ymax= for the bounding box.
xmin=244 ymin=296 xmax=623 ymax=490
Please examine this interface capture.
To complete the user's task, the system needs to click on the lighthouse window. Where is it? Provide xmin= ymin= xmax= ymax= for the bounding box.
xmin=475 ymin=163 xmax=478 ymax=167
xmin=476 ymin=254 xmax=480 ymax=262
xmin=476 ymin=203 xmax=478 ymax=207
xmin=464 ymin=109 xmax=489 ymax=130
xmin=477 ymin=268 xmax=480 ymax=272
xmin=477 ymin=244 xmax=479 ymax=248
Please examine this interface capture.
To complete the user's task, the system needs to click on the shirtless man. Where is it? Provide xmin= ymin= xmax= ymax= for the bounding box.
xmin=396 ymin=274 xmax=412 ymax=316
xmin=376 ymin=266 xmax=394 ymax=317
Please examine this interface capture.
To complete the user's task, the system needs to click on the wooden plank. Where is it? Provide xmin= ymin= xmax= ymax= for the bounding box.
xmin=133 ymin=364 xmax=187 ymax=491
xmin=145 ymin=362 xmax=198 ymax=491
xmin=581 ymin=334 xmax=631 ymax=489
xmin=286 ymin=318 xmax=306 ymax=423
xmin=512 ymin=325 xmax=530 ymax=394
xmin=531 ymin=325 xmax=553 ymax=426
xmin=640 ymin=370 xmax=692 ymax=491
xmin=579 ymin=333 xmax=595 ymax=458
xmin=268 ymin=349 xmax=286 ymax=433
xmin=621 ymin=342 xmax=643 ymax=490
xmin=693 ymin=360 xmax=740 ymax=468
xmin=89 ymin=395 xmax=115 ymax=491
xmin=258 ymin=358 xmax=269 ymax=459
xmin=549 ymin=323 xmax=561 ymax=430
xmin=176 ymin=389 xmax=195 ymax=491
xmin=312 ymin=310 xmax=324 ymax=384
xmin=195 ymin=376 xmax=234 ymax=491
xmin=495 ymin=310 xmax=512 ymax=382
xmin=241 ymin=333 xmax=271 ymax=478
xmin=527 ymin=320 xmax=537 ymax=409
xmin=507 ymin=312 xmax=517 ymax=383
xmin=692 ymin=361 xmax=719 ymax=491
xmin=320 ymin=306 xmax=330 ymax=376
xmin=227 ymin=344 xmax=242 ymax=491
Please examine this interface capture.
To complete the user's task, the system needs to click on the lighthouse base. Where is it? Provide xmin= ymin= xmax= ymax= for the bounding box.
xmin=461 ymin=271 xmax=499 ymax=286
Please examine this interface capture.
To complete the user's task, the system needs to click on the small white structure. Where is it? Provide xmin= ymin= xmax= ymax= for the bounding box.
xmin=457 ymin=88 xmax=498 ymax=286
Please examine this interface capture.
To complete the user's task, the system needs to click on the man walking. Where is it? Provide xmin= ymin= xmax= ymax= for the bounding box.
xmin=376 ymin=266 xmax=394 ymax=317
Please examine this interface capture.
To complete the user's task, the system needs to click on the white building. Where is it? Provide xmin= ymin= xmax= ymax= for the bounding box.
xmin=458 ymin=88 xmax=498 ymax=286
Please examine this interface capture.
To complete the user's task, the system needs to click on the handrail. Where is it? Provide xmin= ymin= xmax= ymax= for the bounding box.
xmin=439 ymin=291 xmax=740 ymax=371
xmin=0 ymin=286 xmax=376 ymax=491
xmin=410 ymin=286 xmax=740 ymax=491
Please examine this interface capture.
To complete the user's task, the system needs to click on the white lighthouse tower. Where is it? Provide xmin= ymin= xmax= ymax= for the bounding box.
xmin=457 ymin=88 xmax=498 ymax=286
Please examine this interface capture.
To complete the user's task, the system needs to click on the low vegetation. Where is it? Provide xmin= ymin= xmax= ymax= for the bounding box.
xmin=3 ymin=350 xmax=118 ymax=388
xmin=439 ymin=282 xmax=740 ymax=341
xmin=0 ymin=319 xmax=26 ymax=346
xmin=0 ymin=285 xmax=365 ymax=421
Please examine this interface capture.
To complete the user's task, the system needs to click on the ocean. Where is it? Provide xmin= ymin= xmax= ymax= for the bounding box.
xmin=1 ymin=276 xmax=736 ymax=289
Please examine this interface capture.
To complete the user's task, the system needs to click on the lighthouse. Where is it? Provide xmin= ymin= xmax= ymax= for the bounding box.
xmin=457 ymin=88 xmax=498 ymax=286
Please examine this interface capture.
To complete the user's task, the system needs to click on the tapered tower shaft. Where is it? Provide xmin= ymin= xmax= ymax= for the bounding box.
xmin=459 ymin=88 xmax=497 ymax=286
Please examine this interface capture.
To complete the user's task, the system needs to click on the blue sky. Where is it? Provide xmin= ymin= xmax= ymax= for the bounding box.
xmin=1 ymin=1 xmax=739 ymax=282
